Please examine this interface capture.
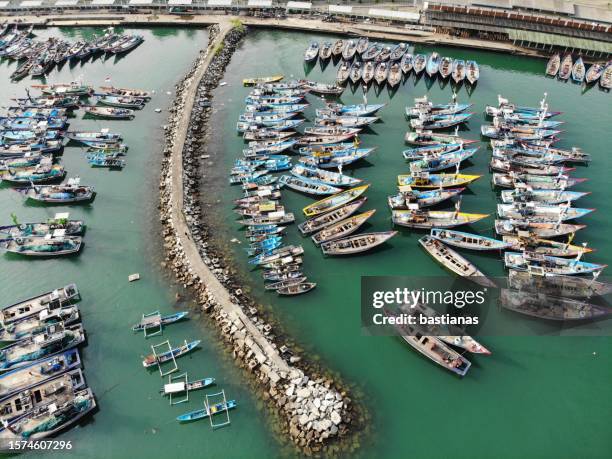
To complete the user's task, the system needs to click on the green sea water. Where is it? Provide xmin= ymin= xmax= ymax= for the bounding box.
xmin=0 ymin=26 xmax=610 ymax=459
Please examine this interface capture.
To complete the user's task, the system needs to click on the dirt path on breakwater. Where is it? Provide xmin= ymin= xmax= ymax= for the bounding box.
xmin=3 ymin=12 xmax=544 ymax=58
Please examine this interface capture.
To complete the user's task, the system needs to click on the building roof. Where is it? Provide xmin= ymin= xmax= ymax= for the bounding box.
xmin=507 ymin=28 xmax=612 ymax=53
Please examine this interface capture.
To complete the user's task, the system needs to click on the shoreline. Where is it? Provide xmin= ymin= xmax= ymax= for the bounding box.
xmin=157 ymin=21 xmax=365 ymax=456
xmin=4 ymin=12 xmax=548 ymax=59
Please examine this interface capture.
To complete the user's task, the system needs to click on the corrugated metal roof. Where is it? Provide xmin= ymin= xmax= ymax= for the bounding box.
xmin=507 ymin=28 xmax=612 ymax=53
xmin=574 ymin=5 xmax=612 ymax=25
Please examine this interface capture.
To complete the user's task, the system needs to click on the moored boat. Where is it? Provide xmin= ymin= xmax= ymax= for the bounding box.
xmin=312 ymin=209 xmax=376 ymax=245
xmin=392 ymin=209 xmax=488 ymax=229
xmin=321 ymin=231 xmax=396 ymax=256
xmin=302 ymin=184 xmax=370 ymax=217
xmin=298 ymin=197 xmax=367 ymax=235
xmin=545 ymin=54 xmax=560 ymax=76
xmin=430 ymin=229 xmax=511 ymax=251
xmin=504 ymin=252 xmax=605 ymax=275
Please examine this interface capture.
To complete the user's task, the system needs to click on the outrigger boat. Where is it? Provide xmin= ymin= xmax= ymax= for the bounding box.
xmin=176 ymin=399 xmax=237 ymax=423
xmin=142 ymin=340 xmax=200 ymax=368
xmin=302 ymin=185 xmax=369 ymax=217
xmin=430 ymin=229 xmax=511 ymax=251
xmin=298 ymin=198 xmax=367 ymax=235
xmin=132 ymin=311 xmax=188 ymax=333
xmin=321 ymin=231 xmax=396 ymax=256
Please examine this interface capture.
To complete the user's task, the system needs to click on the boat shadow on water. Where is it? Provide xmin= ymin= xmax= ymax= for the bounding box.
xmin=303 ymin=60 xmax=316 ymax=76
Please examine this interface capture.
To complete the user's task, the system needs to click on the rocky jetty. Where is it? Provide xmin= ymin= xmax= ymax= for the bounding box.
xmin=158 ymin=24 xmax=363 ymax=455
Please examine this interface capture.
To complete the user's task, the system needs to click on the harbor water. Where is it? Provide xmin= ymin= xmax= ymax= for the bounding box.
xmin=0 ymin=26 xmax=610 ymax=458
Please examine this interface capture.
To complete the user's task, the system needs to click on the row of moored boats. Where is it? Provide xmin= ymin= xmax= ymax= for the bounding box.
xmin=545 ymin=53 xmax=611 ymax=89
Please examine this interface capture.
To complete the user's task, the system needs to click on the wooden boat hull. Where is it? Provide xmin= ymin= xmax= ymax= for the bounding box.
xmin=321 ymin=231 xmax=396 ymax=255
xmin=298 ymin=197 xmax=367 ymax=235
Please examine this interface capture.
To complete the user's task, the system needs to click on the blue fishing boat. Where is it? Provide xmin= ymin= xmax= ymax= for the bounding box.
xmin=279 ymin=175 xmax=343 ymax=196
xmin=244 ymin=103 xmax=308 ymax=114
xmin=407 ymin=148 xmax=477 ymax=172
xmin=430 ymin=229 xmax=512 ymax=251
xmin=0 ymin=164 xmax=65 ymax=184
xmin=388 ymin=187 xmax=465 ymax=209
xmin=2 ymin=130 xmax=61 ymax=142
xmin=426 ymin=52 xmax=440 ymax=77
xmin=317 ymin=103 xmax=385 ymax=117
xmin=290 ymin=164 xmax=362 ymax=187
xmin=244 ymin=95 xmax=303 ymax=105
xmin=176 ymin=399 xmax=237 ymax=423
xmin=402 ymin=143 xmax=462 ymax=160
xmin=0 ymin=117 xmax=67 ymax=131
xmin=236 ymin=118 xmax=304 ymax=132
xmin=304 ymin=41 xmax=319 ymax=62
xmin=298 ymin=148 xmax=374 ymax=169
xmin=132 ymin=311 xmax=189 ymax=332
xmin=411 ymin=113 xmax=474 ymax=130
xmin=142 ymin=340 xmax=201 ymax=368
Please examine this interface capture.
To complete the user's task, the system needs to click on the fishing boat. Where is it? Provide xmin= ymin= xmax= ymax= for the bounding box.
xmin=331 ymin=39 xmax=344 ymax=58
xmin=0 ymin=153 xmax=46 ymax=170
xmin=419 ymin=236 xmax=496 ymax=287
xmin=312 ymin=209 xmax=376 ymax=245
xmin=397 ymin=172 xmax=481 ymax=189
xmin=439 ymin=57 xmax=453 ymax=79
xmin=315 ymin=116 xmax=377 ymax=129
xmin=558 ymin=54 xmax=573 ymax=80
xmin=238 ymin=211 xmax=295 ymax=226
xmin=0 ymin=387 xmax=95 ymax=443
xmin=495 ymin=219 xmax=586 ymax=238
xmin=502 ymin=235 xmax=592 ymax=258
xmin=20 ymin=178 xmax=95 ymax=204
xmin=302 ymin=185 xmax=370 ymax=217
xmin=545 ymin=54 xmax=560 ymax=76
xmin=264 ymin=276 xmax=308 ymax=291
xmin=132 ymin=311 xmax=188 ymax=332
xmin=413 ymin=54 xmax=426 ymax=74
xmin=0 ymin=324 xmax=85 ymax=372
xmin=400 ymin=53 xmax=413 ymax=74
xmin=99 ymin=86 xmax=152 ymax=99
xmin=497 ymin=203 xmax=594 ymax=222
xmin=0 ymin=304 xmax=79 ymax=343
xmin=33 ymin=82 xmax=93 ymax=97
xmin=404 ymin=129 xmax=478 ymax=146
xmin=320 ymin=103 xmax=386 ymax=117
xmin=392 ymin=209 xmax=489 ymax=229
xmin=304 ymin=41 xmax=319 ymax=62
xmin=492 ymin=148 xmax=573 ymax=166
xmin=402 ymin=143 xmax=462 ymax=160
xmin=88 ymin=156 xmax=125 ymax=169
xmin=342 ymin=40 xmax=357 ymax=61
xmin=321 ymin=231 xmax=396 ymax=256
xmin=601 ymin=61 xmax=612 ymax=89
xmin=451 ymin=59 xmax=465 ymax=83
xmin=585 ymin=63 xmax=604 ymax=84
xmin=244 ymin=95 xmax=303 ymax=105
xmin=506 ymin=143 xmax=590 ymax=164
xmin=291 ymin=164 xmax=362 ymax=187
xmin=430 ymin=229 xmax=511 ymax=251
xmin=237 ymin=119 xmax=304 ymax=132
xmin=362 ymin=60 xmax=375 ymax=85
xmin=0 ymin=233 xmax=82 ymax=257
xmin=279 ymin=175 xmax=342 ymax=196
xmin=571 ymin=57 xmax=586 ymax=82
xmin=277 ymin=281 xmax=316 ymax=295
xmin=500 ymin=289 xmax=611 ymax=321
xmin=0 ymin=141 xmax=62 ymax=157
xmin=425 ymin=53 xmax=440 ymax=77
xmin=466 ymin=61 xmax=479 ymax=84
xmin=0 ymin=116 xmax=67 ymax=131
xmin=407 ymin=148 xmax=476 ymax=172
xmin=243 ymin=129 xmax=295 ymax=141
xmin=499 ymin=188 xmax=589 ymax=205
xmin=83 ymin=106 xmax=134 ymax=120
xmin=405 ymin=96 xmax=473 ymax=118
xmin=336 ymin=62 xmax=351 ymax=85
xmin=0 ymin=213 xmax=83 ymax=238
xmin=98 ymin=95 xmax=145 ymax=109
xmin=298 ymin=198 xmax=367 ymax=235
xmin=389 ymin=43 xmax=408 ymax=61
xmin=383 ymin=308 xmax=471 ymax=376
xmin=507 ymin=269 xmax=612 ymax=299
xmin=176 ymin=399 xmax=237 ymax=422
xmin=251 ymin=245 xmax=303 ymax=266
xmin=160 ymin=376 xmax=214 ymax=398
xmin=142 ymin=340 xmax=200 ymax=368
xmin=504 ymin=252 xmax=605 ymax=275
xmin=0 ymin=163 xmax=65 ymax=185
xmin=349 ymin=61 xmax=362 ymax=84
xmin=299 ymin=80 xmax=343 ymax=96
xmin=319 ymin=41 xmax=332 ymax=61
xmin=490 ymin=158 xmax=571 ymax=176
xmin=376 ymin=45 xmax=392 ymax=63
xmin=374 ymin=62 xmax=389 ymax=86
xmin=410 ymin=113 xmax=473 ymax=130
xmin=243 ymin=75 xmax=284 ymax=86
xmin=491 ymin=173 xmax=586 ymax=190
xmin=388 ymin=187 xmax=464 ymax=209
xmin=0 ymin=284 xmax=80 ymax=325
xmin=66 ymin=130 xmax=122 ymax=144
xmin=356 ymin=37 xmax=369 ymax=56
xmin=362 ymin=43 xmax=382 ymax=61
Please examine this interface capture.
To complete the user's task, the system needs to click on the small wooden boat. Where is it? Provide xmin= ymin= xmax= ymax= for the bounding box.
xmin=571 ymin=57 xmax=585 ymax=82
xmin=336 ymin=62 xmax=351 ymax=85
xmin=383 ymin=308 xmax=471 ymax=376
xmin=302 ymin=184 xmax=369 ymax=217
xmin=451 ymin=59 xmax=465 ymax=83
xmin=419 ymin=236 xmax=495 ymax=287
xmin=319 ymin=41 xmax=332 ymax=61
xmin=388 ymin=187 xmax=464 ymax=209
xmin=502 ymin=235 xmax=592 ymax=258
xmin=490 ymin=158 xmax=571 ymax=176
xmin=314 ymin=116 xmax=377 ymax=129
xmin=362 ymin=60 xmax=375 ymax=85
xmin=601 ymin=61 xmax=612 ymax=89
xmin=0 ymin=284 xmax=80 ymax=325
xmin=426 ymin=53 xmax=440 ymax=77
xmin=66 ymin=130 xmax=122 ymax=144
xmin=466 ymin=61 xmax=479 ymax=84
xmin=499 ymin=188 xmax=589 ymax=205
xmin=320 ymin=103 xmax=386 ymax=117
xmin=413 ymin=54 xmax=426 ymax=74
xmin=279 ymin=175 xmax=342 ymax=196
xmin=430 ymin=229 xmax=511 ymax=251
xmin=296 ymin=134 xmax=359 ymax=147
xmin=405 ymin=96 xmax=473 ymax=118
xmin=0 ymin=234 xmax=82 ymax=257
xmin=392 ymin=209 xmax=488 ymax=229
xmin=491 ymin=173 xmax=586 ymax=190
xmin=377 ymin=46 xmax=392 ymax=63
xmin=331 ymin=39 xmax=344 ymax=58
xmin=88 ymin=155 xmax=126 ymax=169
xmin=304 ymin=41 xmax=319 ymax=62
xmin=298 ymin=149 xmax=373 ymax=169
xmin=507 ymin=269 xmax=612 ymax=299
xmin=410 ymin=113 xmax=473 ymax=130
xmin=545 ymin=54 xmax=560 ymax=76
xmin=374 ymin=62 xmax=389 ymax=85
xmin=400 ymin=53 xmax=413 ymax=74
xmin=585 ymin=63 xmax=604 ymax=84
xmin=312 ymin=209 xmax=376 ymax=245
xmin=0 ymin=304 xmax=79 ymax=342
xmin=176 ymin=399 xmax=237 ymax=422
xmin=132 ymin=311 xmax=188 ymax=332
xmin=387 ymin=62 xmax=402 ymax=88
xmin=497 ymin=203 xmax=594 ymax=222
xmin=389 ymin=43 xmax=408 ymax=61
xmin=160 ymin=376 xmax=215 ymax=396
xmin=20 ymin=178 xmax=95 ymax=204
xmin=397 ymin=172 xmax=481 ymax=189
xmin=342 ymin=40 xmax=357 ymax=61
xmin=558 ymin=54 xmax=573 ymax=80
xmin=439 ymin=57 xmax=453 ymax=79
xmin=277 ymin=282 xmax=316 ymax=296
xmin=402 ymin=143 xmax=462 ymax=160
xmin=252 ymin=246 xmax=304 ymax=266
xmin=83 ymin=106 xmax=134 ymax=120
xmin=362 ymin=43 xmax=382 ymax=61
xmin=243 ymin=129 xmax=295 ymax=141
xmin=356 ymin=37 xmax=369 ymax=56
xmin=407 ymin=148 xmax=476 ymax=172
xmin=495 ymin=219 xmax=586 ymax=238
xmin=238 ymin=211 xmax=295 ymax=227
xmin=405 ymin=129 xmax=478 ymax=146
xmin=98 ymin=95 xmax=145 ymax=109
xmin=504 ymin=252 xmax=605 ymax=276
xmin=142 ymin=340 xmax=200 ymax=368
xmin=298 ymin=197 xmax=367 ymax=235
xmin=264 ymin=277 xmax=307 ymax=291
xmin=499 ymin=289 xmax=610 ymax=321
xmin=99 ymin=86 xmax=152 ymax=98
xmin=349 ymin=61 xmax=362 ymax=84
xmin=243 ymin=75 xmax=284 ymax=86
xmin=291 ymin=164 xmax=362 ymax=187
xmin=321 ymin=231 xmax=396 ymax=255
xmin=299 ymin=80 xmax=343 ymax=95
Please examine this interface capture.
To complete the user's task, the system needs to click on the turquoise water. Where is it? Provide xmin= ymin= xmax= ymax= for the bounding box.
xmin=0 ymin=25 xmax=610 ymax=459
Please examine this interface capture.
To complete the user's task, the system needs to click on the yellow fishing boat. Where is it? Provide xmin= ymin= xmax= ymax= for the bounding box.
xmin=302 ymin=184 xmax=370 ymax=217
xmin=397 ymin=173 xmax=481 ymax=189
xmin=242 ymin=75 xmax=285 ymax=86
